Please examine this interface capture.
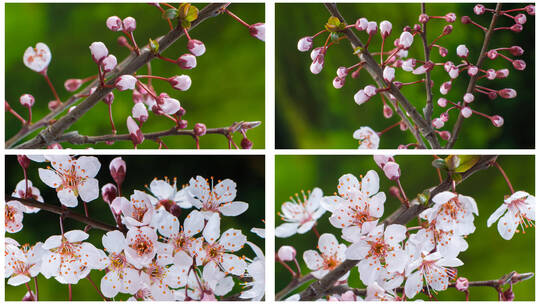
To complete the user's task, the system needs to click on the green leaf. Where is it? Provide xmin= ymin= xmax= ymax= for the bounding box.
xmin=162 ymin=8 xmax=178 ymax=20
xmin=445 ymin=155 xmax=480 ymax=173
xmin=181 ymin=19 xmax=191 ymax=30
xmin=325 ymin=16 xmax=346 ymax=32
xmin=185 ymin=5 xmax=199 ymax=22
xmin=432 ymin=158 xmax=447 ymax=169
xmin=353 ymin=46 xmax=363 ymax=55
xmin=149 ymin=38 xmax=159 ymax=54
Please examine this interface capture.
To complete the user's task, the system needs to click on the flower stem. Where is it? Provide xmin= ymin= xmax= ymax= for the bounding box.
xmin=136 ymin=75 xmax=169 ymax=81
xmin=378 ymin=121 xmax=402 ymax=135
xmin=5 ymin=101 xmax=27 ymax=125
xmin=108 ymin=103 xmax=117 ymax=136
xmin=224 ymin=9 xmax=250 ymax=28
xmin=68 ymin=284 xmax=72 ymax=301
xmin=493 ymin=161 xmax=515 ymax=193
xmin=42 ymin=72 xmax=61 ymax=103
xmin=86 ymin=275 xmax=108 ymax=301
xmin=311 ymin=225 xmax=320 ymax=239
xmin=396 ymin=178 xmax=410 ymax=207
xmin=34 ymin=277 xmax=39 ymax=301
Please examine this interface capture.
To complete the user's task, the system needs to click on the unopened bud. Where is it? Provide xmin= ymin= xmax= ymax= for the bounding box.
xmin=127 ymin=116 xmax=144 ymax=145
xmin=509 ymin=46 xmax=524 ymax=56
xmin=178 ymin=119 xmax=188 ymax=129
xmin=19 ymin=94 xmax=35 ymax=108
xmin=473 ymin=4 xmax=485 ymax=15
xmin=498 ymin=88 xmax=517 ymax=99
xmin=48 ymin=100 xmax=61 ymax=111
xmin=22 ymin=291 xmax=36 ymax=301
xmin=525 ymin=5 xmax=535 ymax=15
xmin=383 ymin=161 xmax=400 ymax=180
xmin=512 ymin=59 xmax=526 ymax=71
xmin=468 ymin=65 xmax=479 ymax=76
xmin=177 ymin=53 xmax=197 ymax=69
xmin=487 ymin=49 xmax=498 ymax=59
xmin=496 ymin=69 xmax=509 ymax=78
xmin=456 ymin=44 xmax=469 ymax=58
xmin=438 ymin=130 xmax=451 ymax=140
xmin=109 ymin=157 xmax=126 ymax=186
xmin=418 ymin=13 xmax=429 ymax=23
xmin=277 ymin=245 xmax=296 ymax=261
xmin=101 ymin=55 xmax=117 ymax=73
xmin=193 ymin=123 xmax=206 ymax=136
xmin=122 ymin=17 xmax=136 ymax=32
xmin=241 ymin=137 xmax=253 ymax=149
xmin=355 ymin=18 xmax=368 ymax=31
xmin=439 ymin=46 xmax=448 ymax=57
xmin=383 ymin=104 xmax=393 ymax=118
xmin=510 ymin=24 xmax=523 ymax=32
xmin=17 ymin=155 xmax=30 ymax=170
xmin=463 ymin=93 xmax=474 ymax=103
xmin=514 ymin=13 xmax=527 ymax=24
xmin=440 ymin=81 xmax=452 ymax=95
xmin=89 ymin=41 xmax=108 ymax=64
xmin=333 ymin=77 xmax=345 ymax=89
xmin=115 ymin=75 xmax=137 ymax=91
xmin=437 ymin=97 xmax=448 ymax=107
xmin=461 ymin=16 xmax=472 ymax=24
xmin=432 ymin=118 xmax=444 ymax=129
xmin=169 ymin=75 xmax=192 ymax=91
xmin=106 ymin=16 xmax=123 ymax=31
xmin=187 ymin=39 xmax=206 ymax=57
xmin=64 ymin=79 xmax=83 ymax=92
xmin=442 ymin=25 xmax=453 ymax=35
xmin=491 ymin=115 xmax=504 ymax=127
xmin=461 ymin=106 xmax=472 ymax=118
xmin=445 ymin=13 xmax=456 ymax=22
xmin=101 ymin=183 xmax=118 ymax=204
xmin=297 ymin=36 xmax=314 ymax=52
xmin=249 ymin=23 xmax=265 ymax=42
xmin=502 ymin=288 xmax=515 ymax=301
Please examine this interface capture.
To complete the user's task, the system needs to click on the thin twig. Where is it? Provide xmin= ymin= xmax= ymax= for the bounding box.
xmin=420 ymin=3 xmax=434 ymax=122
xmin=446 ymin=3 xmax=502 ymax=148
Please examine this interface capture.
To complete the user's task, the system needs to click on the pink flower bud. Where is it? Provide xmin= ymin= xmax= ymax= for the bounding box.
xmin=440 ymin=112 xmax=449 ymax=122
xmin=115 ymin=75 xmax=137 ymax=91
xmin=486 ymin=69 xmax=497 ymax=80
xmin=277 ymin=245 xmax=296 ymax=261
xmin=383 ymin=161 xmax=400 ymax=180
xmin=48 ymin=100 xmax=61 ymax=111
xmin=159 ymin=96 xmax=181 ymax=115
xmin=502 ymin=288 xmax=515 ymax=301
xmin=109 ymin=157 xmax=126 ymax=186
xmin=512 ymin=59 xmax=526 ymax=70
xmin=48 ymin=142 xmax=62 ymax=149
xmin=461 ymin=16 xmax=472 ymax=24
xmin=413 ymin=24 xmax=422 ymax=32
xmin=132 ymin=102 xmax=148 ymax=123
xmin=355 ymin=18 xmax=368 ymax=31
xmin=249 ymin=23 xmax=265 ymax=42
xmin=122 ymin=17 xmax=136 ymax=32
xmin=241 ymin=137 xmax=253 ymax=149
xmin=310 ymin=54 xmax=325 ymax=74
xmin=17 ymin=155 xmax=30 ymax=170
xmin=336 ymin=67 xmax=348 ymax=78
xmin=418 ymin=13 xmax=429 ymax=23
xmin=443 ymin=61 xmax=454 ymax=72
xmin=89 ymin=41 xmax=108 ymax=63
xmin=443 ymin=25 xmax=453 ymax=35
xmin=194 ymin=123 xmax=207 ymax=136
xmin=401 ymin=58 xmax=416 ymax=71
xmin=178 ymin=119 xmax=188 ymax=129
xmin=439 ymin=46 xmax=448 ymax=57
xmin=169 ymin=75 xmax=192 ymax=91
xmin=374 ymin=155 xmax=395 ymax=168
xmin=488 ymin=91 xmax=498 ymax=100
xmin=310 ymin=47 xmax=324 ymax=61
xmin=456 ymin=44 xmax=469 ymax=58
xmin=496 ymin=68 xmax=509 ymax=78
xmin=19 ymin=94 xmax=35 ymax=107
xmin=380 ymin=20 xmax=392 ymax=38
xmin=438 ymin=130 xmax=451 ymax=140
xmin=101 ymin=54 xmax=117 ymax=73
xmin=463 ymin=93 xmax=474 ymax=103
xmin=432 ymin=118 xmax=444 ymax=129
xmin=468 ymin=65 xmax=479 ymax=76
xmin=333 ymin=77 xmax=345 ymax=89
xmin=106 ymin=16 xmax=123 ymax=31
xmin=364 ymin=85 xmax=377 ymax=97
xmin=132 ymin=90 xmax=143 ymax=104
xmin=103 ymin=92 xmax=114 ymax=105
xmin=354 ymin=89 xmax=369 ymax=105
xmin=515 ymin=13 xmax=527 ymax=24
xmin=22 ymin=291 xmax=36 ymax=301
xmin=399 ymin=121 xmax=407 ymax=131
xmin=297 ymin=36 xmax=313 ymax=52
xmin=445 ymin=13 xmax=456 ymax=22
xmin=498 ymin=88 xmax=517 ymax=99
xmin=437 ymin=97 xmax=448 ymax=107
xmin=64 ymin=79 xmax=83 ymax=92
xmin=461 ymin=106 xmax=472 ymax=118
xmin=509 ymin=46 xmax=524 ymax=56
xmin=511 ymin=24 xmax=523 ymax=32
xmin=127 ymin=116 xmax=144 ymax=145
xmin=383 ymin=66 xmax=395 ymax=82
xmin=383 ymin=104 xmax=393 ymax=118
xmin=487 ymin=49 xmax=498 ymax=59
xmin=413 ymin=61 xmax=433 ymax=75
xmin=366 ymin=21 xmax=378 ymax=35
xmin=491 ymin=115 xmax=504 ymax=127
xmin=440 ymin=81 xmax=452 ymax=95
xmin=398 ymin=31 xmax=414 ymax=49
xmin=101 ymin=183 xmax=118 ymax=204
xmin=473 ymin=4 xmax=485 ymax=15
xmin=23 ymin=42 xmax=51 ymax=73
xmin=525 ymin=5 xmax=535 ymax=15
xmin=187 ymin=39 xmax=206 ymax=56
xmin=177 ymin=53 xmax=197 ymax=69
xmin=448 ymin=66 xmax=459 ymax=79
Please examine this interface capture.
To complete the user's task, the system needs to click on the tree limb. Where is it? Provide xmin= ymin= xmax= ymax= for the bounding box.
xmin=324 ymin=3 xmax=440 ymax=149
xmin=420 ymin=3 xmax=434 ymax=122
xmin=297 ymin=155 xmax=497 ymax=300
xmin=12 ymin=3 xmax=228 ymax=149
xmin=6 ymin=196 xmax=119 ymax=232
xmin=446 ymin=4 xmax=502 ymax=148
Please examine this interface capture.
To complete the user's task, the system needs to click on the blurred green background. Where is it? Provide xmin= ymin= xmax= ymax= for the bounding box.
xmin=5 ymin=155 xmax=265 ymax=300
xmin=5 ymin=3 xmax=265 ymax=149
xmin=275 ymin=155 xmax=534 ymax=300
xmin=276 ymin=3 xmax=534 ymax=149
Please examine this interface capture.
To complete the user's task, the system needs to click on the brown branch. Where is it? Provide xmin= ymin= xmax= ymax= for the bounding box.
xmin=6 ymin=196 xmax=119 ymax=232
xmin=54 ymin=121 xmax=261 ymax=145
xmin=446 ymin=3 xmax=502 ymax=148
xmin=420 ymin=3 xmax=434 ymax=122
xmin=276 ymin=274 xmax=315 ymax=301
xmin=324 ymin=3 xmax=440 ymax=149
xmin=12 ymin=3 xmax=228 ymax=149
xmin=297 ymin=155 xmax=497 ymax=300
xmin=321 ymin=271 xmax=534 ymax=299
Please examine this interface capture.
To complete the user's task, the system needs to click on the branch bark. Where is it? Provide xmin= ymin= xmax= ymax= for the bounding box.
xmin=324 ymin=3 xmax=440 ymax=149
xmin=6 ymin=196 xmax=119 ymax=232
xmin=446 ymin=3 xmax=502 ymax=148
xmin=54 ymin=121 xmax=260 ymax=145
xmin=297 ymin=155 xmax=497 ymax=300
xmin=12 ymin=3 xmax=228 ymax=149
xmin=420 ymin=3 xmax=434 ymax=122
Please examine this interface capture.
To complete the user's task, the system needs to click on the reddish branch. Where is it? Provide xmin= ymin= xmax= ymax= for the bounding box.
xmin=6 ymin=196 xmax=119 ymax=232
xmin=9 ymin=3 xmax=228 ymax=149
xmin=446 ymin=3 xmax=502 ymax=148
xmin=294 ymin=155 xmax=498 ymax=300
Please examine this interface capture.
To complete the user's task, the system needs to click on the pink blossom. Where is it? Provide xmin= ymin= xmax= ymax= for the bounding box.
xmin=132 ymin=102 xmax=148 ymax=122
xmin=127 ymin=116 xmax=144 ymax=145
xmin=379 ymin=20 xmax=392 ymax=38
xmin=366 ymin=21 xmax=378 ymax=35
xmin=355 ymin=18 xmax=368 ymax=31
xmin=303 ymin=233 xmax=348 ymax=279
xmin=5 ymin=201 xmax=25 ymax=233
xmin=473 ymin=4 xmax=485 ymax=15
xmin=115 ymin=75 xmax=137 ymax=91
xmin=277 ymin=246 xmax=296 ymax=261
xmin=401 ymin=58 xmax=416 ymax=71
xmin=467 ymin=65 xmax=479 ymax=76
xmin=106 ymin=16 xmax=123 ymax=31
xmin=101 ymin=55 xmax=117 ymax=73
xmin=333 ymin=77 xmax=345 ymax=89
xmin=461 ymin=106 xmax=472 ymax=118
xmin=336 ymin=66 xmax=348 ymax=78
xmin=445 ymin=13 xmax=457 ymax=22
xmin=456 ymin=277 xmax=469 ymax=291
xmin=19 ymin=94 xmax=35 ymax=107
xmin=89 ymin=42 xmax=108 ymax=63
xmin=440 ymin=81 xmax=452 ymax=95
xmin=456 ymin=44 xmax=469 ymax=58
xmin=187 ymin=176 xmax=249 ymax=218
xmin=122 ymin=17 xmax=136 ymax=32
xmin=432 ymin=118 xmax=444 ymax=129
xmin=310 ymin=54 xmax=325 ymax=74
xmin=498 ymin=88 xmax=517 ymax=99
xmin=463 ymin=93 xmax=474 ymax=103
xmin=382 ymin=161 xmax=400 ymax=180
xmin=490 ymin=115 xmax=504 ymax=127
xmin=297 ymin=36 xmax=313 ymax=52
xmin=510 ymin=46 xmax=524 ymax=56
xmin=513 ymin=59 xmax=526 ymax=70
xmin=23 ymin=43 xmax=51 ymax=72
xmin=109 ymin=157 xmax=126 ymax=186
xmin=64 ymin=79 xmax=83 ymax=92
xmin=487 ymin=191 xmax=535 ymax=240
xmin=353 ymin=127 xmax=379 ymax=149
xmin=169 ymin=75 xmax=191 ymax=91
xmin=383 ymin=66 xmax=395 ymax=82
xmin=187 ymin=39 xmax=206 ymax=57
xmin=398 ymin=31 xmax=414 ymax=49
xmin=496 ymin=68 xmax=509 ymax=78
xmin=193 ymin=123 xmax=206 ymax=136
xmin=124 ymin=226 xmax=158 ymax=269
xmin=249 ymin=23 xmax=265 ymax=42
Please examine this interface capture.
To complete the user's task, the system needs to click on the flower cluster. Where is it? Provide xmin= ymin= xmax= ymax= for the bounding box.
xmin=296 ymin=4 xmax=534 ymax=149
xmin=5 ymin=155 xmax=265 ymax=301
xmin=276 ymin=155 xmax=535 ymax=300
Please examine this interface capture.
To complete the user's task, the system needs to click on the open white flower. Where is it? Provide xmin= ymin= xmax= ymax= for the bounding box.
xmin=5 ymin=201 xmax=25 ymax=233
xmin=117 ymin=190 xmax=155 ymax=228
xmin=240 ymin=241 xmax=265 ymax=301
xmin=125 ymin=226 xmax=159 ymax=269
xmin=353 ymin=127 xmax=380 ymax=149
xmin=420 ymin=191 xmax=478 ymax=236
xmin=38 ymin=155 xmax=100 ymax=207
xmin=186 ymin=262 xmax=234 ymax=300
xmin=23 ymin=42 xmax=51 ymax=72
xmin=487 ymin=191 xmax=535 ymax=240
xmin=276 ymin=188 xmax=325 ymax=238
xmin=11 ymin=179 xmax=44 ymax=213
xmin=5 ymin=241 xmax=46 ymax=286
xmin=153 ymin=209 xmax=204 ymax=258
xmin=303 ymin=233 xmax=348 ymax=280
xmin=188 ymin=176 xmax=248 ymax=218
xmin=148 ymin=177 xmax=192 ymax=209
